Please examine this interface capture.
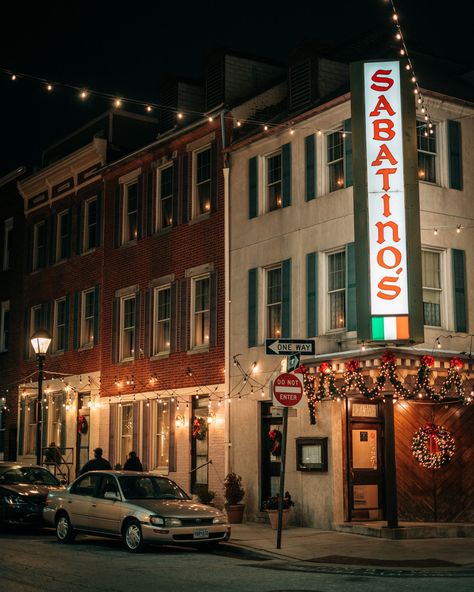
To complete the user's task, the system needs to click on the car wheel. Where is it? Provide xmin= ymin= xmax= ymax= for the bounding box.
xmin=56 ymin=513 xmax=76 ymax=544
xmin=123 ymin=519 xmax=146 ymax=553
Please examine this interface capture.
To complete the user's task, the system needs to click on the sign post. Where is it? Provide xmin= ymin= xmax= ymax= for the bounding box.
xmin=272 ymin=371 xmax=304 ymax=548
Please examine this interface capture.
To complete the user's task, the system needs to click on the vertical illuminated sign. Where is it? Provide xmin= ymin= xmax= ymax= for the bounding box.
xmin=351 ymin=60 xmax=423 ymax=344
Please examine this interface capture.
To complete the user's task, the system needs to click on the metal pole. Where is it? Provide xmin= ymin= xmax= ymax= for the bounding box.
xmin=276 ymin=406 xmax=288 ymax=549
xmin=384 ymin=394 xmax=398 ymax=528
xmin=35 ymin=355 xmax=44 ymax=466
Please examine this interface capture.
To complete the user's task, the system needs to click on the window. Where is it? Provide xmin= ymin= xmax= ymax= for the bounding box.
xmin=50 ymin=398 xmax=63 ymax=446
xmin=267 ymin=151 xmax=282 ymax=211
xmin=53 ymin=298 xmax=67 ymax=352
xmin=266 ymin=266 xmax=282 ymax=338
xmin=25 ymin=398 xmax=37 ymax=455
xmin=120 ymin=295 xmax=136 ymax=361
xmin=193 ymin=146 xmax=211 ymax=217
xmin=327 ymin=130 xmax=344 ymax=192
xmin=422 ymin=250 xmax=442 ymax=327
xmin=328 ymin=250 xmax=346 ymax=330
xmin=417 ymin=122 xmax=437 ymax=184
xmin=32 ymin=220 xmax=46 ymax=271
xmin=154 ymin=401 xmax=170 ymax=471
xmin=153 ymin=286 xmax=171 ymax=355
xmin=3 ymin=217 xmax=13 ymax=270
xmin=122 ymin=181 xmax=138 ymax=244
xmin=296 ymin=438 xmax=328 ymax=472
xmin=120 ymin=404 xmax=133 ymax=466
xmin=55 ymin=210 xmax=70 ymax=262
xmin=191 ymin=275 xmax=210 ymax=348
xmin=81 ymin=289 xmax=95 ymax=347
xmin=70 ymin=473 xmax=101 ymax=496
xmin=157 ymin=165 xmax=173 ymax=230
xmin=83 ymin=196 xmax=98 ymax=252
xmin=0 ymin=300 xmax=9 ymax=352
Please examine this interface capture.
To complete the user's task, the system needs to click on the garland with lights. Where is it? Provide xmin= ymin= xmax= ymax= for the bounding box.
xmin=411 ymin=423 xmax=455 ymax=469
xmin=302 ymin=352 xmax=470 ymax=424
xmin=192 ymin=417 xmax=207 ymax=440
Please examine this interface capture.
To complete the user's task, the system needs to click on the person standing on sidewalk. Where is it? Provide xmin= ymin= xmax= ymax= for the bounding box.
xmin=123 ymin=451 xmax=143 ymax=471
xmin=80 ymin=447 xmax=112 ymax=475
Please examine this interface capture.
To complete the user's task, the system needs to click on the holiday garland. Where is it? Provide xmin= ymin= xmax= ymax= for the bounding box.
xmin=192 ymin=417 xmax=207 ymax=440
xmin=411 ymin=423 xmax=455 ymax=469
xmin=302 ymin=352 xmax=470 ymax=425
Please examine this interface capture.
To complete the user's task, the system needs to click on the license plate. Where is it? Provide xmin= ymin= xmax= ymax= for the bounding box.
xmin=193 ymin=528 xmax=209 ymax=539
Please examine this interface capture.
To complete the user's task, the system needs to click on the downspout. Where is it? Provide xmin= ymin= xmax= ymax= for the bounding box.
xmin=221 ymin=111 xmax=231 ymax=476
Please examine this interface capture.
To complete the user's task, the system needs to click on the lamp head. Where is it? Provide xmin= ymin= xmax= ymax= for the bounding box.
xmin=30 ymin=329 xmax=52 ymax=356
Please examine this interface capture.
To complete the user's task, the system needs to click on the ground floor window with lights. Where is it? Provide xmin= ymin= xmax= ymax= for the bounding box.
xmin=153 ymin=400 xmax=170 ymax=471
xmin=25 ymin=398 xmax=37 ymax=455
xmin=328 ymin=250 xmax=346 ymax=330
xmin=191 ymin=396 xmax=209 ymax=492
xmin=119 ymin=403 xmax=134 ymax=466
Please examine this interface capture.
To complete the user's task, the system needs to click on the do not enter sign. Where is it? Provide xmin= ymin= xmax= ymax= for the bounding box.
xmin=273 ymin=372 xmax=305 ymax=408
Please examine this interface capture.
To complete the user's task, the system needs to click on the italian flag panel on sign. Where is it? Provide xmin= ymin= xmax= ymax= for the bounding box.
xmin=372 ymin=316 xmax=409 ymax=341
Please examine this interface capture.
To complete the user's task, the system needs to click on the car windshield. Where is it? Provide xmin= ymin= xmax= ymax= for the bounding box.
xmin=118 ymin=476 xmax=189 ymax=500
xmin=0 ymin=466 xmax=59 ymax=486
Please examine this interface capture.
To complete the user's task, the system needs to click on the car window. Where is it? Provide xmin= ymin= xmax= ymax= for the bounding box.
xmin=70 ymin=473 xmax=102 ymax=496
xmin=97 ymin=475 xmax=120 ymax=499
xmin=119 ymin=476 xmax=189 ymax=500
xmin=0 ymin=467 xmax=59 ymax=486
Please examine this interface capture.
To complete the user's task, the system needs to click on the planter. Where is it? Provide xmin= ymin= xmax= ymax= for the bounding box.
xmin=225 ymin=504 xmax=245 ymax=524
xmin=266 ymin=508 xmax=291 ymax=530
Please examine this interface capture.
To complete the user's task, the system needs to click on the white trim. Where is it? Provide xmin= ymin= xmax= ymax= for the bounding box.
xmin=118 ymin=167 xmax=142 ymax=185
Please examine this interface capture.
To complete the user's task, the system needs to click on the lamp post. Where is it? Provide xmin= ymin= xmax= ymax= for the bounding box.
xmin=30 ymin=329 xmax=51 ymax=466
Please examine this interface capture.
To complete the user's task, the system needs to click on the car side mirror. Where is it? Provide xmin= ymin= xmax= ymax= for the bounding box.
xmin=104 ymin=491 xmax=120 ymax=501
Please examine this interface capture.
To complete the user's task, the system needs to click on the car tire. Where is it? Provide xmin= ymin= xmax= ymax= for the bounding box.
xmin=56 ymin=513 xmax=76 ymax=544
xmin=123 ymin=519 xmax=146 ymax=553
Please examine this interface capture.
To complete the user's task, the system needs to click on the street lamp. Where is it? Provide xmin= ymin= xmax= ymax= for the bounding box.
xmin=30 ymin=329 xmax=51 ymax=465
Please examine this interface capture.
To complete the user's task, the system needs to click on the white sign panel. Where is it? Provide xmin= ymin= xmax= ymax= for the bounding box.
xmin=364 ymin=62 xmax=408 ymax=317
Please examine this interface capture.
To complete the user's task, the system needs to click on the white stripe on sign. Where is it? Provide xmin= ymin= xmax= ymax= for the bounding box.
xmin=275 ymin=386 xmax=303 ymax=394
xmin=384 ymin=316 xmax=397 ymax=340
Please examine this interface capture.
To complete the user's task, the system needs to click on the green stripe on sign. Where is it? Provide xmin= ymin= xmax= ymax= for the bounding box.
xmin=372 ymin=317 xmax=384 ymax=340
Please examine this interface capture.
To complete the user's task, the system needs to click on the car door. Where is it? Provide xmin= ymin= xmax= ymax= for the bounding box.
xmin=67 ymin=473 xmax=102 ymax=530
xmin=88 ymin=475 xmax=123 ymax=534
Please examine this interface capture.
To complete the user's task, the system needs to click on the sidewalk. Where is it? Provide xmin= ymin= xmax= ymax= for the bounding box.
xmin=227 ymin=522 xmax=474 ymax=570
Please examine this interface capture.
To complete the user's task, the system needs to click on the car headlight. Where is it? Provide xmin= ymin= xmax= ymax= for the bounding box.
xmin=4 ymin=494 xmax=28 ymax=505
xmin=212 ymin=515 xmax=227 ymax=525
xmin=150 ymin=516 xmax=182 ymax=527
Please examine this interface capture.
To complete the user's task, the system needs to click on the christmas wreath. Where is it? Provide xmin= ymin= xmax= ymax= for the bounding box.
xmin=78 ymin=415 xmax=88 ymax=435
xmin=193 ymin=417 xmax=207 ymax=440
xmin=268 ymin=429 xmax=282 ymax=456
xmin=411 ymin=423 xmax=455 ymax=469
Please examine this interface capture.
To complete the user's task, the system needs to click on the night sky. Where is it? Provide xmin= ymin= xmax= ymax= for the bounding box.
xmin=0 ymin=0 xmax=471 ymax=178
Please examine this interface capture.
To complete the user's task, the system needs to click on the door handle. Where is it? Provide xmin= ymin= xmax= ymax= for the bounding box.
xmin=92 ymin=504 xmax=97 ymax=507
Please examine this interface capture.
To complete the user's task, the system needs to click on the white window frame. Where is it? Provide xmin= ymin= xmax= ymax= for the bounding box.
xmin=153 ymin=400 xmax=170 ymax=472
xmin=422 ymin=248 xmax=447 ymax=328
xmin=49 ymin=396 xmax=63 ymax=447
xmin=119 ymin=294 xmax=136 ymax=361
xmin=32 ymin=220 xmax=46 ymax=271
xmin=417 ymin=120 xmax=438 ymax=185
xmin=80 ymin=288 xmax=95 ymax=347
xmin=156 ymin=164 xmax=174 ymax=231
xmin=25 ymin=397 xmax=37 ymax=455
xmin=3 ymin=217 xmax=13 ymax=270
xmin=326 ymin=249 xmax=346 ymax=332
xmin=119 ymin=403 xmax=134 ymax=467
xmin=192 ymin=145 xmax=212 ymax=218
xmin=83 ymin=196 xmax=98 ymax=252
xmin=153 ymin=285 xmax=171 ymax=356
xmin=265 ymin=265 xmax=282 ymax=338
xmin=55 ymin=210 xmax=69 ymax=262
xmin=122 ymin=181 xmax=139 ymax=245
xmin=0 ymin=300 xmax=9 ymax=352
xmin=53 ymin=297 xmax=67 ymax=353
xmin=265 ymin=150 xmax=283 ymax=211
xmin=326 ymin=128 xmax=344 ymax=193
xmin=191 ymin=274 xmax=210 ymax=349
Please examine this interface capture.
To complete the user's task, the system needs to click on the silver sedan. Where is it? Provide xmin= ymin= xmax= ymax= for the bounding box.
xmin=43 ymin=471 xmax=230 ymax=552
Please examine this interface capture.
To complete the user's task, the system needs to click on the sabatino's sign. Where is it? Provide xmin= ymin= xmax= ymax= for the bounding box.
xmin=351 ymin=60 xmax=423 ymax=343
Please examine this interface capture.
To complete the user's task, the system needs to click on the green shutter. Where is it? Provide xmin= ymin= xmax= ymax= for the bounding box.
xmin=305 ymin=134 xmax=316 ymax=201
xmin=448 ymin=120 xmax=462 ymax=190
xmin=64 ymin=295 xmax=70 ymax=352
xmin=73 ymin=291 xmax=80 ymax=349
xmin=306 ymin=252 xmax=318 ymax=337
xmin=346 ymin=243 xmax=357 ymax=331
xmin=96 ymin=191 xmax=102 ymax=247
xmin=282 ymin=142 xmax=292 ymax=207
xmin=248 ymin=268 xmax=258 ymax=347
xmin=249 ymin=156 xmax=258 ymax=219
xmin=281 ymin=259 xmax=292 ymax=338
xmin=344 ymin=119 xmax=353 ymax=188
xmin=18 ymin=399 xmax=25 ymax=456
xmin=94 ymin=284 xmax=101 ymax=345
xmin=452 ymin=249 xmax=467 ymax=332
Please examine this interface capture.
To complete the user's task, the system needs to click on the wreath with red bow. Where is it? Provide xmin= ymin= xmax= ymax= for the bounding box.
xmin=193 ymin=417 xmax=207 ymax=440
xmin=268 ymin=429 xmax=282 ymax=456
xmin=411 ymin=423 xmax=455 ymax=469
xmin=77 ymin=415 xmax=88 ymax=435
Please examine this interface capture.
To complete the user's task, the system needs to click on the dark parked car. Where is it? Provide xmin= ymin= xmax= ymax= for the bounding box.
xmin=0 ymin=462 xmax=64 ymax=527
xmin=44 ymin=471 xmax=231 ymax=552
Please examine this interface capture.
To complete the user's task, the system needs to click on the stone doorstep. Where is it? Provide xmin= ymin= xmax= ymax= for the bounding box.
xmin=334 ymin=522 xmax=474 ymax=539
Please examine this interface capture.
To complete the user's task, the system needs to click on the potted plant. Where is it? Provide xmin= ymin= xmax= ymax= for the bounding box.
xmin=263 ymin=491 xmax=294 ymax=529
xmin=224 ymin=472 xmax=245 ymax=523
xmin=195 ymin=484 xmax=215 ymax=505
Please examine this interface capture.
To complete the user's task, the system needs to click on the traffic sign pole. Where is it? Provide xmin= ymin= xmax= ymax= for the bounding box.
xmin=276 ymin=405 xmax=288 ymax=550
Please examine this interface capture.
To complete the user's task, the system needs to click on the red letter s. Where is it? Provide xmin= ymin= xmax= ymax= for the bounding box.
xmin=371 ymin=69 xmax=394 ymax=92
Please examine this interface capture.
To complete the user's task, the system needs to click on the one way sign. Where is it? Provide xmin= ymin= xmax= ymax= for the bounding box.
xmin=265 ymin=338 xmax=315 ymax=356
